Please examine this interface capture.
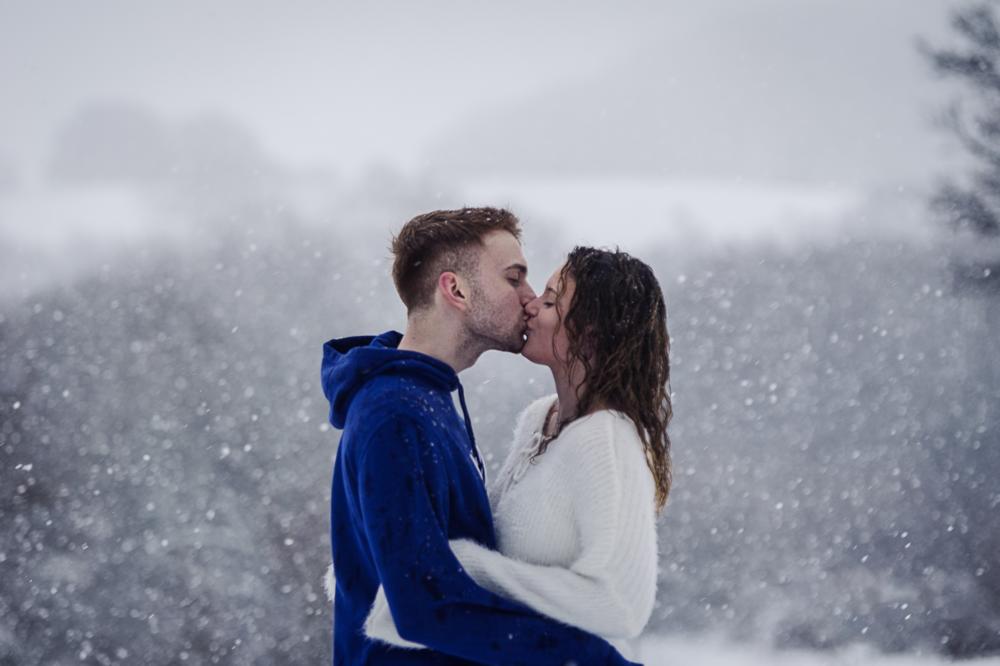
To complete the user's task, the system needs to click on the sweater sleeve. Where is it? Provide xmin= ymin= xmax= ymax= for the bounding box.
xmin=447 ymin=415 xmax=658 ymax=639
xmin=356 ymin=412 xmax=638 ymax=666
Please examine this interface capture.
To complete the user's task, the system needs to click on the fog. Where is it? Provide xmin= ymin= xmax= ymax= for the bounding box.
xmin=3 ymin=1 xmax=1000 ymax=664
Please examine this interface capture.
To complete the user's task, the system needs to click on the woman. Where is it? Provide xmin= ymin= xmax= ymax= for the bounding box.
xmin=363 ymin=246 xmax=672 ymax=657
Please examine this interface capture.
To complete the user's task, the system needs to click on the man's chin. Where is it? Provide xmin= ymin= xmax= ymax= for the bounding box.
xmin=506 ymin=338 xmax=527 ymax=354
xmin=469 ymin=326 xmax=527 ymax=355
xmin=499 ymin=333 xmax=528 ymax=355
xmin=493 ymin=328 xmax=526 ymax=354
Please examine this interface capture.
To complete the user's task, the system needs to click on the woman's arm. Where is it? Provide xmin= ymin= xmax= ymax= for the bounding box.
xmin=450 ymin=416 xmax=658 ymax=639
xmin=364 ymin=584 xmax=425 ymax=649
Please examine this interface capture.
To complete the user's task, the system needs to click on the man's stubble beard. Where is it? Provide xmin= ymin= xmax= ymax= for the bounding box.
xmin=462 ymin=283 xmax=525 ymax=357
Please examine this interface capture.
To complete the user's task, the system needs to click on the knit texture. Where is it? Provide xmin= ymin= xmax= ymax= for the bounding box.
xmin=365 ymin=395 xmax=659 ymax=658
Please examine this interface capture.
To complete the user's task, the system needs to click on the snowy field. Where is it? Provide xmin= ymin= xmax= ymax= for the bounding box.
xmin=636 ymin=636 xmax=1000 ymax=666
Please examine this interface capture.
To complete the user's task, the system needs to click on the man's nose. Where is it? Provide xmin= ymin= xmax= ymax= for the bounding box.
xmin=524 ymin=296 xmax=540 ymax=317
xmin=520 ymin=284 xmax=537 ymax=306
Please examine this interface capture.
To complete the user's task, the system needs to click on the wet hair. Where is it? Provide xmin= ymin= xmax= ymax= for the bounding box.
xmin=390 ymin=207 xmax=521 ymax=313
xmin=537 ymin=246 xmax=673 ymax=511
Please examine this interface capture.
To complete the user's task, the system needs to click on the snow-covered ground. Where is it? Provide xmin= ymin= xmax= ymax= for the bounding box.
xmin=636 ymin=636 xmax=1000 ymax=666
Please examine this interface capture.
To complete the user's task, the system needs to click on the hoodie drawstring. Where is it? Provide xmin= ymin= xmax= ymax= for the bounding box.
xmin=456 ymin=383 xmax=487 ymax=483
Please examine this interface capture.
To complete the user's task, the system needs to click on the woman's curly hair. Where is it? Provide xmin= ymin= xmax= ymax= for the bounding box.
xmin=537 ymin=246 xmax=673 ymax=511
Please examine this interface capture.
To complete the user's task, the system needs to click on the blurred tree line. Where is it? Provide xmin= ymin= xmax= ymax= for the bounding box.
xmin=925 ymin=1 xmax=1000 ymax=384
xmin=3 ymin=200 xmax=999 ymax=662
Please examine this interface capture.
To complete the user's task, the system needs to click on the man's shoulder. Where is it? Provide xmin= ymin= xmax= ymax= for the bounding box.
xmin=343 ymin=376 xmax=456 ymax=446
xmin=353 ymin=366 xmax=450 ymax=397
xmin=349 ymin=373 xmax=451 ymax=419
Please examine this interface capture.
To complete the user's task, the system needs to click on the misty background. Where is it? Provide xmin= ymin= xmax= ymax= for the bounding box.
xmin=3 ymin=1 xmax=1000 ymax=664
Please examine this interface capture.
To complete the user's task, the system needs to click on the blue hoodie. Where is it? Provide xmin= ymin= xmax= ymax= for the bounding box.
xmin=321 ymin=332 xmax=637 ymax=666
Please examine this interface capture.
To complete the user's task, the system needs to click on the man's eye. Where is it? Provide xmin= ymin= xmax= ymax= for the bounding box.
xmin=507 ymin=277 xmax=521 ymax=286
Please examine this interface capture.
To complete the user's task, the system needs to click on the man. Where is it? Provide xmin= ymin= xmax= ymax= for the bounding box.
xmin=321 ymin=208 xmax=638 ymax=665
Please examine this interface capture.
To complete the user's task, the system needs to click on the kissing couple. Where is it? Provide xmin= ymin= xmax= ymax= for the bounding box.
xmin=321 ymin=207 xmax=672 ymax=665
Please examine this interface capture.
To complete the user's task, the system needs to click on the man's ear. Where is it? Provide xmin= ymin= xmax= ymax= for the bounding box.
xmin=437 ymin=271 xmax=469 ymax=310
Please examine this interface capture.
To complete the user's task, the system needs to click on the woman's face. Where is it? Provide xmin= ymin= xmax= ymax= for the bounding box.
xmin=522 ymin=264 xmax=574 ymax=369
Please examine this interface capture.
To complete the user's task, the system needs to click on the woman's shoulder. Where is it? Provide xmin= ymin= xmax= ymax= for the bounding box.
xmin=559 ymin=411 xmax=656 ymax=510
xmin=559 ymin=409 xmax=646 ymax=465
xmin=512 ymin=394 xmax=558 ymax=442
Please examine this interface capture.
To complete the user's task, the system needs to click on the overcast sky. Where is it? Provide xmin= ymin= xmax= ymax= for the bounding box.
xmin=0 ymin=0 xmax=960 ymax=186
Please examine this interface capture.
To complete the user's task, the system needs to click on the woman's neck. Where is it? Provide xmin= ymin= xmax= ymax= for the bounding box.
xmin=548 ymin=361 xmax=588 ymax=434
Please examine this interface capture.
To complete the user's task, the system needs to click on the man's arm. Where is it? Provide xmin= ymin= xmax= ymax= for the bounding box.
xmin=357 ymin=414 xmax=639 ymax=666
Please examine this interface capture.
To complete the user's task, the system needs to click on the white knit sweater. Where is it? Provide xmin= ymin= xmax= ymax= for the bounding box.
xmin=363 ymin=395 xmax=659 ymax=656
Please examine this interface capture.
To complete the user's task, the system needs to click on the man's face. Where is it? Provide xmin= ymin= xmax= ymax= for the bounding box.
xmin=465 ymin=230 xmax=536 ymax=353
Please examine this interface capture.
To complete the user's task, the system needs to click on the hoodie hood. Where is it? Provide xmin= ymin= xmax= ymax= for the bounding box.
xmin=321 ymin=331 xmax=459 ymax=429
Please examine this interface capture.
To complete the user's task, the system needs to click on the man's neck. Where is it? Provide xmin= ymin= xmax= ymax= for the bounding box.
xmin=398 ymin=322 xmax=482 ymax=374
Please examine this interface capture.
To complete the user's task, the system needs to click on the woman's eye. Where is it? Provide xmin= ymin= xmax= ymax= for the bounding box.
xmin=542 ymin=302 xmax=555 ymax=308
